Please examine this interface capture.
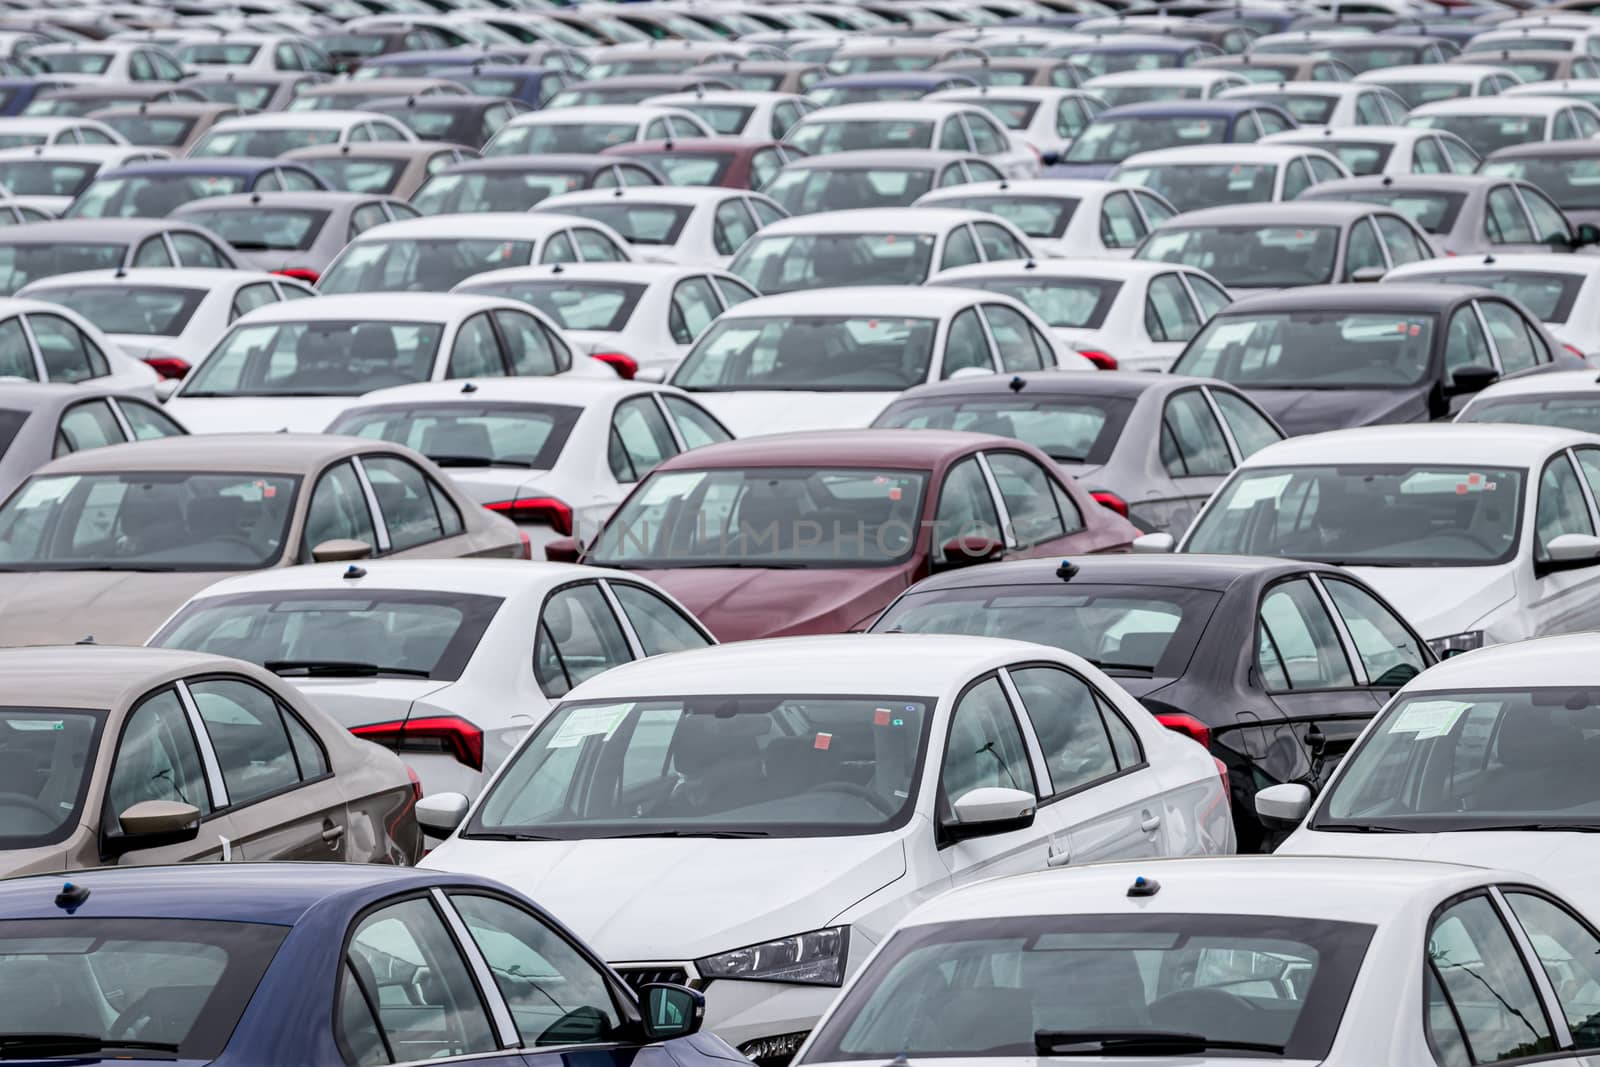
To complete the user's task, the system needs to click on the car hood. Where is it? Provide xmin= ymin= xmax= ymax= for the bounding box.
xmin=1244 ymin=386 xmax=1428 ymax=436
xmin=643 ymin=564 xmax=914 ymax=641
xmin=423 ymin=834 xmax=906 ymax=962
xmin=164 ymin=394 xmax=363 ymax=434
xmin=279 ymin=677 xmax=452 ymax=730
xmin=1344 ymin=564 xmax=1516 ymax=642
xmin=686 ymin=391 xmax=898 ymax=437
xmin=0 ymin=569 xmax=230 ymax=646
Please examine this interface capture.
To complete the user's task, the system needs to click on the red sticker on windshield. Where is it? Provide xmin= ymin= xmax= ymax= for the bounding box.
xmin=874 ymin=708 xmax=892 ymax=726
xmin=888 ymin=487 xmax=902 ymax=501
xmin=814 ymin=733 xmax=832 ymax=750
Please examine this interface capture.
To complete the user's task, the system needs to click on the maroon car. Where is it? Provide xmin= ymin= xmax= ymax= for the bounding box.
xmin=553 ymin=429 xmax=1138 ymax=641
xmin=603 ymin=137 xmax=806 ymax=189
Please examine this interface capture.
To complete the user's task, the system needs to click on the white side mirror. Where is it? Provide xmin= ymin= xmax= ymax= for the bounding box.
xmin=1254 ymin=782 xmax=1312 ymax=828
xmin=1546 ymin=532 xmax=1600 ymax=563
xmin=154 ymin=378 xmax=180 ymax=402
xmin=416 ymin=792 xmax=470 ymax=836
xmin=634 ymin=366 xmax=667 ymax=383
xmin=946 ymin=786 xmax=1036 ymax=842
xmin=1132 ymin=532 xmax=1175 ymax=554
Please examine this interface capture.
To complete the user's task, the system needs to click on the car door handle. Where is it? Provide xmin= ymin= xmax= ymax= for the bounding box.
xmin=1140 ymin=813 xmax=1162 ymax=834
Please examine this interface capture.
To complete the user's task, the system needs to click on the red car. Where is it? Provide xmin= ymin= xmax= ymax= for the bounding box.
xmin=602 ymin=137 xmax=805 ymax=189
xmin=551 ymin=429 xmax=1138 ymax=640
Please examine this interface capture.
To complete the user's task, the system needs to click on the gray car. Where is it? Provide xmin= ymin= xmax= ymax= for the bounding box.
xmin=280 ymin=140 xmax=478 ymax=198
xmin=762 ymin=149 xmax=1006 ymax=215
xmin=0 ymin=382 xmax=187 ymax=502
xmin=170 ymin=190 xmax=420 ymax=277
xmin=0 ymin=218 xmax=240 ymax=296
xmin=872 ymin=370 xmax=1286 ymax=536
xmin=1297 ymin=173 xmax=1600 ymax=256
xmin=88 ymin=103 xmax=252 ymax=155
xmin=183 ymin=70 xmax=331 ymax=111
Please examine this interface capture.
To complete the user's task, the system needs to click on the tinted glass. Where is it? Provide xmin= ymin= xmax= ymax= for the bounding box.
xmin=675 ymin=315 xmax=936 ymax=391
xmin=319 ymin=238 xmax=534 ymax=293
xmin=1482 ymin=156 xmax=1600 ymax=211
xmin=461 ymin=280 xmax=644 ymax=332
xmin=67 ymin=175 xmax=247 ymax=219
xmin=924 ymin=195 xmax=1077 ymax=239
xmin=185 ymin=320 xmax=444 ymax=396
xmin=1116 ymin=163 xmax=1275 ymax=213
xmin=731 ymin=232 xmax=935 ymax=292
xmin=939 ymin=276 xmax=1120 ymax=329
xmin=179 ymin=207 xmax=326 ymax=251
xmin=1175 ymin=311 xmax=1435 ymax=387
xmin=764 ymin=167 xmax=933 ymax=215
xmin=1064 ymin=116 xmax=1227 ymax=164
xmin=28 ymin=285 xmax=204 ymax=337
xmin=0 ymin=243 xmax=125 ymax=295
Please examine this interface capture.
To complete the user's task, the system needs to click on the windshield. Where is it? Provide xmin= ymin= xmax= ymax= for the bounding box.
xmin=1321 ymin=44 xmax=1426 ymax=72
xmin=545 ymin=202 xmax=690 ymax=246
xmin=185 ymin=319 xmax=444 ymax=397
xmin=330 ymin=402 xmax=579 ymax=470
xmin=66 ymin=174 xmax=248 ymax=218
xmin=101 ymin=115 xmax=198 ymax=147
xmin=300 ymin=156 xmax=403 ymax=194
xmin=0 ymin=471 xmax=299 ymax=569
xmin=798 ymin=913 xmax=1371 ymax=1062
xmin=1407 ymin=113 xmax=1545 ymax=155
xmin=192 ymin=127 xmax=343 ymax=158
xmin=1481 ymin=156 xmax=1600 ymax=210
xmin=469 ymin=693 xmax=932 ymax=837
xmin=33 ymin=51 xmax=112 ymax=74
xmin=1383 ymin=80 xmax=1472 ymax=108
xmin=1064 ymin=116 xmax=1228 ymax=164
xmin=1310 ymin=189 xmax=1463 ymax=233
xmin=1072 ymin=50 xmax=1186 ymax=77
xmin=459 ymin=280 xmax=644 ymax=331
xmin=731 ymin=232 xmax=935 ymax=292
xmin=1317 ymin=687 xmax=1600 ymax=831
xmin=876 ymin=394 xmax=1134 ymax=464
xmin=1138 ymin=225 xmax=1339 ymax=288
xmin=1117 ymin=162 xmax=1276 ymax=212
xmin=28 ymin=285 xmax=205 ymax=337
xmin=675 ymin=315 xmax=937 ymax=391
xmin=153 ymin=588 xmax=503 ymax=680
xmin=1185 ymin=463 xmax=1525 ymax=565
xmin=0 ymin=159 xmax=94 ymax=197
xmin=935 ymin=276 xmax=1121 ymax=330
xmin=0 ymin=708 xmax=101 ymax=848
xmin=1176 ymin=310 xmax=1436 ymax=387
xmin=320 ymin=238 xmax=534 ymax=294
xmin=787 ymin=119 xmax=935 ymax=154
xmin=764 ymin=167 xmax=933 ymax=214
xmin=0 ymin=242 xmax=126 ymax=295
xmin=188 ymin=80 xmax=278 ymax=109
xmin=1096 ymin=85 xmax=1204 ymax=107
xmin=589 ymin=466 xmax=929 ymax=566
xmin=486 ymin=122 xmax=638 ymax=156
xmin=807 ymin=86 xmax=929 ymax=107
xmin=634 ymin=152 xmax=731 ymax=186
xmin=178 ymin=42 xmax=260 ymax=65
xmin=1460 ymin=394 xmax=1600 ymax=431
xmin=179 ymin=207 xmax=326 ymax=251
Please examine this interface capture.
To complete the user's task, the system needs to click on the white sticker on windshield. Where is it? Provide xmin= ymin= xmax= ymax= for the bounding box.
xmin=548 ymin=705 xmax=628 ymax=749
xmin=1226 ymin=473 xmax=1292 ymax=511
xmin=1387 ymin=700 xmax=1471 ymax=739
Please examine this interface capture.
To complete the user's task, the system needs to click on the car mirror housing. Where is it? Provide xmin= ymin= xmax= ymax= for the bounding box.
xmin=639 ymin=983 xmax=705 ymax=1041
xmin=544 ymin=536 xmax=581 ymax=563
xmin=1132 ymin=531 xmax=1175 ymax=554
xmin=1448 ymin=365 xmax=1498 ymax=396
xmin=931 ymin=536 xmax=1003 ymax=572
xmin=943 ymin=786 xmax=1037 ymax=842
xmin=415 ymin=792 xmax=470 ymax=837
xmin=1544 ymin=533 xmax=1600 ymax=570
xmin=153 ymin=378 xmax=181 ymax=402
xmin=1577 ymin=222 xmax=1600 ymax=246
xmin=1254 ymin=782 xmax=1312 ymax=830
xmin=105 ymin=800 xmax=201 ymax=856
xmin=1349 ymin=266 xmax=1386 ymax=283
xmin=312 ymin=538 xmax=373 ymax=563
xmin=634 ymin=366 xmax=667 ymax=383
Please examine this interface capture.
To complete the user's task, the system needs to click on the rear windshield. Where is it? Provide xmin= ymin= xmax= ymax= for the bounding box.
xmin=67 ymin=174 xmax=248 ymax=219
xmin=102 ymin=115 xmax=198 ymax=147
xmin=1306 ymin=189 xmax=1465 ymax=233
xmin=0 ymin=160 xmax=96 ymax=198
xmin=929 ymin=195 xmax=1079 ymax=239
xmin=1304 ymin=140 xmax=1393 ymax=176
xmin=1395 ymin=269 xmax=1582 ymax=323
xmin=412 ymin=170 xmax=588 ymax=213
xmin=26 ymin=285 xmax=206 ymax=336
xmin=1116 ymin=163 xmax=1276 ymax=213
xmin=548 ymin=202 xmax=690 ymax=245
xmin=301 ymin=157 xmax=404 ymax=194
xmin=179 ymin=207 xmax=328 ymax=251
xmin=458 ymin=280 xmax=646 ymax=331
xmin=188 ymin=80 xmax=278 ymax=109
xmin=875 ymin=393 xmax=1134 ymax=465
xmin=1481 ymin=156 xmax=1600 ymax=211
xmin=934 ymin=275 xmax=1122 ymax=330
xmin=0 ymin=243 xmax=127 ymax=296
xmin=636 ymin=153 xmax=733 ymax=186
xmin=328 ymin=401 xmax=581 ymax=471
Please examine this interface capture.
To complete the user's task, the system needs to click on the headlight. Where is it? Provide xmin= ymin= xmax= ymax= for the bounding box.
xmin=1426 ymin=631 xmax=1485 ymax=659
xmin=695 ymin=927 xmax=848 ymax=986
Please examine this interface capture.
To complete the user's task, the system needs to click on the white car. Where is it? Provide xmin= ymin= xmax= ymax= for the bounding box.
xmin=1168 ymin=423 xmax=1600 ymax=653
xmin=453 ymin=261 xmax=760 ymax=381
xmin=317 ymin=213 xmax=635 ymax=295
xmin=166 ymin=293 xmax=606 ymax=433
xmin=1262 ymin=125 xmax=1483 ymax=176
xmin=532 ymin=186 xmax=786 ymax=270
xmin=786 ymin=101 xmax=1041 ymax=178
xmin=149 ymin=559 xmax=716 ymax=798
xmin=0 ymin=118 xmax=125 ymax=150
xmin=418 ymin=633 xmax=1234 ymax=1060
xmin=1083 ymin=68 xmax=1253 ymax=107
xmin=793 ymin=853 xmax=1600 ymax=1067
xmin=644 ymin=89 xmax=817 ymax=140
xmin=482 ymin=105 xmax=716 ymax=157
xmin=1220 ymin=81 xmax=1412 ymax=127
xmin=1404 ymin=95 xmax=1600 ymax=156
xmin=1457 ymin=368 xmax=1600 ymax=430
xmin=1356 ymin=62 xmax=1524 ymax=108
xmin=1110 ymin=143 xmax=1351 ymax=213
xmin=188 ymin=111 xmax=417 ymax=158
xmin=0 ymin=145 xmax=171 ymax=216
xmin=17 ymin=266 xmax=316 ymax=375
xmin=26 ymin=41 xmax=187 ymax=85
xmin=931 ymin=258 xmax=1232 ymax=372
xmin=1503 ymin=78 xmax=1600 ymax=108
xmin=915 ymin=178 xmax=1178 ymax=259
xmin=171 ymin=32 xmax=333 ymax=75
xmin=324 ymin=376 xmax=734 ymax=550
xmin=1385 ymin=252 xmax=1600 ymax=361
xmin=1465 ymin=25 xmax=1600 ymax=55
xmin=926 ymin=86 xmax=1108 ymax=159
xmin=728 ymin=207 xmax=1036 ymax=294
xmin=668 ymin=285 xmax=1091 ymax=434
xmin=0 ymin=296 xmax=158 ymax=393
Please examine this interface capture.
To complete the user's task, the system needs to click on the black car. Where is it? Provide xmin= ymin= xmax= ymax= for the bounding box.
xmin=1481 ymin=139 xmax=1600 ymax=232
xmin=1169 ymin=283 xmax=1572 ymax=435
xmin=409 ymin=154 xmax=665 ymax=214
xmin=365 ymin=93 xmax=529 ymax=150
xmin=868 ymin=554 xmax=1434 ymax=850
xmin=22 ymin=84 xmax=203 ymax=116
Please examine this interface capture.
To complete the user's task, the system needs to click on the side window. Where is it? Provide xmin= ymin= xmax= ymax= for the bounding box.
xmin=712 ymin=198 xmax=757 ymax=256
xmin=1522 ymin=187 xmax=1573 ymax=244
xmin=1486 ymin=185 xmax=1536 ymax=244
xmin=55 ymin=400 xmax=124 ymax=456
xmin=1554 ymin=109 xmax=1580 ymax=140
xmin=1008 ymin=665 xmax=1130 ymax=796
xmin=1186 ymin=273 xmax=1230 ymax=320
xmin=669 ymin=276 xmax=722 ymax=345
xmin=1375 ymin=214 xmax=1429 ymax=265
xmin=1056 ymin=98 xmax=1085 ymax=139
xmin=1445 ymin=306 xmax=1493 ymax=374
xmin=128 ymin=51 xmax=154 ymax=81
xmin=1426 ymin=895 xmax=1555 ymax=1067
xmin=231 ymin=282 xmax=278 ymax=322
xmin=1281 ymin=157 xmax=1313 ymax=200
xmin=448 ymin=894 xmax=624 ymax=1048
xmin=938 ymin=116 xmax=970 ymax=151
xmin=0 ymin=317 xmax=34 ymax=380
xmin=940 ymin=224 xmax=981 ymax=271
xmin=1256 ymin=579 xmax=1356 ymax=691
xmin=540 ymin=231 xmax=578 ymax=264
xmin=363 ymin=455 xmax=448 ymax=551
xmin=29 ymin=313 xmax=108 ymax=382
xmin=281 ymin=168 xmax=319 ymax=191
xmin=591 ymin=168 xmax=620 ymax=190
xmin=447 ymin=313 xmax=507 ymax=378
xmin=770 ymin=102 xmax=797 ymax=141
xmin=987 ymin=451 xmax=1068 ymax=547
xmin=750 ymin=148 xmax=782 ymax=189
xmin=973 ymin=221 xmax=1027 ymax=262
xmin=712 ymin=275 xmax=758 ymax=308
xmin=643 ymin=119 xmax=669 ymax=140
xmin=117 ymin=399 xmax=186 ymax=441
xmin=749 ymin=197 xmax=785 ymax=227
xmin=1254 ymin=108 xmax=1292 ymax=134
xmin=493 ymin=309 xmax=566 ymax=376
xmin=1210 ymin=389 xmax=1283 ymax=459
xmin=187 ymin=678 xmax=304 ymax=805
xmin=661 ymin=394 xmax=731 ymax=449
xmin=1100 ymin=191 xmax=1145 ymax=249
xmin=1322 ymin=578 xmax=1427 ymax=688
xmin=1354 ymin=91 xmax=1388 ymax=125
xmin=1343 ymin=218 xmax=1386 ymax=278
xmin=940 ymin=307 xmax=993 ymax=377
xmin=350 ymin=203 xmax=390 ymax=237
xmin=609 ymin=582 xmax=711 ymax=656
xmin=254 ymin=170 xmax=283 ymax=192
xmin=608 ymin=396 xmax=678 ymax=483
xmin=107 ymin=688 xmax=211 ymax=820
xmin=981 ymin=304 xmax=1048 ymax=372
xmin=1145 ymin=273 xmax=1203 ymax=343
xmin=342 ymin=898 xmax=498 ymax=1063
xmin=1504 ymin=892 xmax=1600 ymax=1053
xmin=573 ymin=229 xmax=627 ymax=262
xmin=132 ymin=236 xmax=174 ymax=267
xmin=1307 ymin=155 xmax=1345 ymax=182
xmin=533 ymin=583 xmax=635 ymax=698
xmin=1161 ymin=389 xmax=1232 ymax=477
xmin=937 ymin=163 xmax=968 ymax=189
xmin=618 ymin=167 xmax=656 ymax=188
xmin=966 ymin=115 xmax=1005 ymax=155
xmin=1134 ymin=191 xmax=1176 ymax=229
xmin=940 ymin=675 xmax=1035 ymax=808
xmin=302 ymin=460 xmax=378 ymax=558
xmin=274 ymin=42 xmax=300 ymax=70
xmin=1536 ymin=452 xmax=1595 ymax=562
xmin=934 ymin=456 xmax=1002 ymax=563
xmin=1479 ymin=300 xmax=1542 ymax=375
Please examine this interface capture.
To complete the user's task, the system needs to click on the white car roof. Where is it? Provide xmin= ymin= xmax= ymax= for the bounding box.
xmin=798 ymin=101 xmax=977 ymax=121
xmin=1408 ymin=95 xmax=1580 ymax=116
xmin=182 ymin=559 xmax=644 ymax=600
xmin=31 ymin=41 xmax=149 ymax=56
xmin=1396 ymin=631 xmax=1600 ymax=690
xmin=927 ymin=87 xmax=1098 ymax=105
xmin=1240 ymin=422 xmax=1600 ymax=468
xmin=1471 ymin=27 xmax=1592 ymax=44
xmin=536 ymin=185 xmax=749 ymax=209
xmin=1504 ymin=78 xmax=1600 ymax=95
xmin=1387 ymin=251 xmax=1600 ymax=278
xmin=344 ymin=376 xmax=681 ymax=408
xmin=1222 ymin=81 xmax=1374 ymax=100
xmin=645 ymin=90 xmax=802 ymax=107
xmin=1261 ymin=125 xmax=1439 ymax=147
xmin=457 ymin=262 xmax=736 ymax=289
xmin=208 ymin=110 xmax=400 ymax=130
xmin=0 ymin=146 xmax=160 ymax=164
xmin=752 ymin=206 xmax=996 ymax=235
xmin=932 ymin=258 xmax=1213 ymax=284
xmin=1083 ymin=69 xmax=1244 ymax=88
xmin=1463 ymin=367 xmax=1600 ymax=401
xmin=0 ymin=118 xmax=116 ymax=133
xmin=348 ymin=211 xmax=607 ymax=242
xmin=1118 ymin=143 xmax=1333 ymax=166
xmin=232 ymin=291 xmax=523 ymax=325
xmin=503 ymin=105 xmax=704 ymax=126
xmin=916 ymin=177 xmax=1124 ymax=203
xmin=19 ymin=266 xmax=292 ymax=291
xmin=1357 ymin=63 xmax=1514 ymax=83
xmin=719 ymin=284 xmax=998 ymax=319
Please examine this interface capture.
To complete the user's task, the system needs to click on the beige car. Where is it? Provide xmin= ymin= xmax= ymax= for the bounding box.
xmin=280 ymin=139 xmax=477 ymax=198
xmin=0 ymin=645 xmax=422 ymax=877
xmin=0 ymin=433 xmax=524 ymax=645
xmin=89 ymin=102 xmax=253 ymax=155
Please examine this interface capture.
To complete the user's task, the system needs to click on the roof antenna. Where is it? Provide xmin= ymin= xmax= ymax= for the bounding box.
xmin=461 ymin=380 xmax=478 ymax=392
xmin=344 ymin=564 xmax=367 ymax=579
xmin=1008 ymin=374 xmax=1025 ymax=392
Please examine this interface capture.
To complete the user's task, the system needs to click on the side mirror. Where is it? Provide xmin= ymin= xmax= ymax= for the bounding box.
xmin=634 ymin=366 xmax=667 ymax=383
xmin=943 ymin=786 xmax=1036 ymax=842
xmin=1546 ymin=532 xmax=1600 ymax=564
xmin=544 ymin=536 xmax=581 ymax=563
xmin=153 ymin=378 xmax=180 ymax=402
xmin=1254 ymin=782 xmax=1312 ymax=830
xmin=1349 ymin=266 xmax=1386 ymax=283
xmin=312 ymin=538 xmax=373 ymax=563
xmin=1040 ymin=149 xmax=1060 ymax=166
xmin=104 ymin=799 xmax=200 ymax=856
xmin=1448 ymin=364 xmax=1498 ymax=396
xmin=639 ymin=983 xmax=704 ymax=1041
xmin=1576 ymin=222 xmax=1600 ymax=246
xmin=415 ymin=792 xmax=470 ymax=836
xmin=931 ymin=535 xmax=1003 ymax=571
xmin=1132 ymin=531 xmax=1175 ymax=553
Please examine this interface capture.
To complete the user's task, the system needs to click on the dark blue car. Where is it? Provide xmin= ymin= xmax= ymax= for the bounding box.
xmin=805 ymin=71 xmax=979 ymax=108
xmin=0 ymin=78 xmax=66 ymax=118
xmin=1044 ymin=99 xmax=1299 ymax=179
xmin=442 ymin=64 xmax=578 ymax=108
xmin=64 ymin=159 xmax=328 ymax=218
xmin=0 ymin=864 xmax=730 ymax=1066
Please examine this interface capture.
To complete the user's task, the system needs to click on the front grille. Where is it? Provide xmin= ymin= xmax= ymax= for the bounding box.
xmin=615 ymin=966 xmax=689 ymax=990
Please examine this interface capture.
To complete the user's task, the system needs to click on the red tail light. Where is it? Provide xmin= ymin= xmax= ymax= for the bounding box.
xmin=143 ymin=355 xmax=191 ymax=380
xmin=353 ymin=716 xmax=484 ymax=772
xmin=591 ymin=351 xmax=638 ymax=379
xmin=407 ymin=765 xmax=423 ymax=803
xmin=274 ymin=267 xmax=320 ymax=283
xmin=517 ymin=529 xmax=532 ymax=560
xmin=1090 ymin=490 xmax=1129 ymax=518
xmin=1213 ymin=757 xmax=1230 ymax=805
xmin=485 ymin=495 xmax=573 ymax=536
xmin=1156 ymin=712 xmax=1211 ymax=749
xmin=1564 ymin=343 xmax=1587 ymax=362
xmin=1075 ymin=348 xmax=1118 ymax=370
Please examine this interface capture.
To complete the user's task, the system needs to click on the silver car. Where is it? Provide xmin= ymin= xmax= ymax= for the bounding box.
xmin=0 ymin=382 xmax=186 ymax=501
xmin=169 ymin=190 xmax=420 ymax=278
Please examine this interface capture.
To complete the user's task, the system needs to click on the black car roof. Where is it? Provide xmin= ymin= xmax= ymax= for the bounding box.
xmin=902 ymin=553 xmax=1341 ymax=595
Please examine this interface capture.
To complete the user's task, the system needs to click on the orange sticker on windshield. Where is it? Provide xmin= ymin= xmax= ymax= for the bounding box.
xmin=814 ymin=733 xmax=832 ymax=750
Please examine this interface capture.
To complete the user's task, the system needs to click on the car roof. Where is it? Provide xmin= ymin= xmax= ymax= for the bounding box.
xmin=811 ymin=72 xmax=980 ymax=90
xmin=538 ymin=185 xmax=747 ymax=207
xmin=1389 ymin=250 xmax=1600 ymax=276
xmin=186 ymin=558 xmax=642 ymax=601
xmin=349 ymin=211 xmax=596 ymax=241
xmin=39 ymin=432 xmax=378 ymax=477
xmin=280 ymin=141 xmax=463 ymax=161
xmin=233 ymin=291 xmax=516 ymax=324
xmin=606 ymin=137 xmax=772 ymax=155
xmin=718 ymin=283 xmax=991 ymax=318
xmin=175 ymin=190 xmax=391 ymax=211
xmin=341 ymin=375 xmax=674 ymax=408
xmin=91 ymin=102 xmax=243 ymax=119
xmin=440 ymin=154 xmax=628 ymax=174
xmin=1398 ymin=631 xmax=1600 ymax=690
xmin=0 ymin=646 xmax=259 ymax=710
xmin=1306 ymin=174 xmax=1515 ymax=195
xmin=751 ymin=206 xmax=997 ymax=234
xmin=99 ymin=157 xmax=294 ymax=177
xmin=1487 ymin=136 xmax=1600 ymax=159
xmin=919 ymin=177 xmax=1123 ymax=201
xmin=799 ymin=100 xmax=977 ymax=120
xmin=208 ymin=110 xmax=399 ymax=130
xmin=0 ymin=218 xmax=196 ymax=241
xmin=458 ymin=261 xmax=726 ymax=287
xmin=658 ymin=426 xmax=1010 ymax=470
xmin=1224 ymin=282 xmax=1489 ymax=313
xmin=1157 ymin=200 xmax=1396 ymax=226
xmin=1361 ymin=62 xmax=1508 ymax=81
xmin=1241 ymin=422 xmax=1598 ymax=467
xmin=1118 ymin=143 xmax=1330 ymax=166
xmin=510 ymin=104 xmax=699 ymax=123
xmin=20 ymin=266 xmax=287 ymax=290
xmin=1409 ymin=95 xmax=1576 ymax=114
xmin=1469 ymin=367 xmax=1600 ymax=401
xmin=933 ymin=258 xmax=1201 ymax=284
xmin=902 ymin=551 xmax=1337 ymax=595
xmin=1094 ymin=99 xmax=1274 ymax=118
xmin=1085 ymin=68 xmax=1244 ymax=85
xmin=1263 ymin=125 xmax=1434 ymax=146
xmin=646 ymin=90 xmax=798 ymax=106
xmin=782 ymin=148 xmax=985 ymax=169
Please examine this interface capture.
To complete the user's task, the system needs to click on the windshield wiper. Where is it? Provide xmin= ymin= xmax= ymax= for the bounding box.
xmin=652 ymin=561 xmax=809 ymax=570
xmin=427 ymin=454 xmax=536 ymax=469
xmin=0 ymin=1034 xmax=180 ymax=1060
xmin=1453 ymin=823 xmax=1600 ymax=833
xmin=1035 ymin=1030 xmax=1285 ymax=1056
xmin=265 ymin=659 xmax=431 ymax=678
xmin=1314 ymin=821 xmax=1413 ymax=833
xmin=600 ymin=829 xmax=771 ymax=839
xmin=464 ymin=831 xmax=558 ymax=841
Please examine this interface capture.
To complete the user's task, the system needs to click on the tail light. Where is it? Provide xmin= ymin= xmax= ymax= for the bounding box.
xmin=1155 ymin=712 xmax=1211 ymax=749
xmin=274 ymin=267 xmax=320 ymax=284
xmin=1090 ymin=490 xmax=1128 ymax=518
xmin=1563 ymin=343 xmax=1586 ymax=362
xmin=485 ymin=495 xmax=573 ymax=536
xmin=143 ymin=355 xmax=191 ymax=380
xmin=590 ymin=351 xmax=638 ymax=379
xmin=1075 ymin=348 xmax=1118 ymax=370
xmin=353 ymin=715 xmax=484 ymax=772
xmin=1213 ymin=757 xmax=1230 ymax=805
xmin=407 ymin=765 xmax=423 ymax=803
xmin=517 ymin=529 xmax=532 ymax=560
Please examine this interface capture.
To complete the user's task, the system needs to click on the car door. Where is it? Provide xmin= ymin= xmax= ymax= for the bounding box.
xmin=1532 ymin=448 xmax=1600 ymax=636
xmin=1143 ymin=272 xmax=1205 ymax=370
xmin=1154 ymin=387 xmax=1234 ymax=534
xmin=1501 ymin=889 xmax=1600 ymax=1066
xmin=185 ymin=675 xmax=347 ymax=861
xmin=1314 ymin=573 xmax=1431 ymax=763
xmin=981 ymin=448 xmax=1088 ymax=558
xmin=533 ymin=581 xmax=637 ymax=700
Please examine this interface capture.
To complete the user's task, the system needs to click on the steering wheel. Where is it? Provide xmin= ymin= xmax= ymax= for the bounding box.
xmin=811 ymin=781 xmax=897 ymax=816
